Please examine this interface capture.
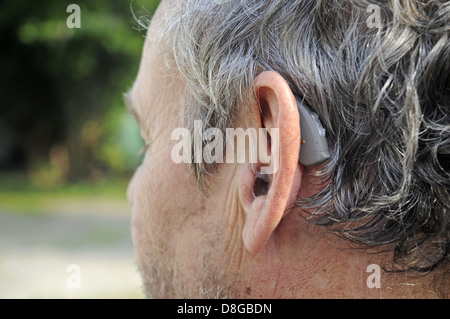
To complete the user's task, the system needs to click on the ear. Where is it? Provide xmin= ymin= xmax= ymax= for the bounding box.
xmin=239 ymin=71 xmax=303 ymax=254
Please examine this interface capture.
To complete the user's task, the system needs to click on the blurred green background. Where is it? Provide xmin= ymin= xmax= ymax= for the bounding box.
xmin=0 ymin=0 xmax=162 ymax=298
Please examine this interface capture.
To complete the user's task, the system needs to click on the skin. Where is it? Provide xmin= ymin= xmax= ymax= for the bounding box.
xmin=126 ymin=0 xmax=441 ymax=299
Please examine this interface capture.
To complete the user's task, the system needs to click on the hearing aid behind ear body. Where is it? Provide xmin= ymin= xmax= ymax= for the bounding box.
xmin=297 ymin=99 xmax=331 ymax=166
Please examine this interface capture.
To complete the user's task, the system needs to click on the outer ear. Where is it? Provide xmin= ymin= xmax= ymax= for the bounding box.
xmin=240 ymin=71 xmax=303 ymax=254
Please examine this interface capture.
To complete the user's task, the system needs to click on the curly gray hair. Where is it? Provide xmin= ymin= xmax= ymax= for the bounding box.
xmin=151 ymin=0 xmax=449 ymax=292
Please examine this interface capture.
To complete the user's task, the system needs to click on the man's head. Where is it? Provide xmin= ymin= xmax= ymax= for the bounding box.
xmin=127 ymin=0 xmax=449 ymax=298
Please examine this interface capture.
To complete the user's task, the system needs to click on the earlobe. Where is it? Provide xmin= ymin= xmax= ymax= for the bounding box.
xmin=239 ymin=71 xmax=303 ymax=255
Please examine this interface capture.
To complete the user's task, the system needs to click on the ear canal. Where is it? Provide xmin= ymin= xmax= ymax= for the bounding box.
xmin=251 ymin=170 xmax=271 ymax=198
xmin=252 ymin=176 xmax=269 ymax=198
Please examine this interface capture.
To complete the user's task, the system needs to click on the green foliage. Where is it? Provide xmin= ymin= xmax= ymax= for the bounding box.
xmin=0 ymin=0 xmax=161 ymax=186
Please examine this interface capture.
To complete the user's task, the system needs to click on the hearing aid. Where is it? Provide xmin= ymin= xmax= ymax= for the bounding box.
xmin=297 ymin=99 xmax=331 ymax=166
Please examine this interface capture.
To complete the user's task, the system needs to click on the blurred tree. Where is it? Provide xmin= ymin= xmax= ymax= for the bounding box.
xmin=0 ymin=0 xmax=161 ymax=184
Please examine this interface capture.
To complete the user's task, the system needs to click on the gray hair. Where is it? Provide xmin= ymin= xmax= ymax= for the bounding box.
xmin=154 ymin=0 xmax=449 ymax=290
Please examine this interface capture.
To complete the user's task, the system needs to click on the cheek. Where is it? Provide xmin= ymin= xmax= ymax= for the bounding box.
xmin=130 ymin=151 xmax=183 ymax=294
xmin=127 ymin=164 xmax=142 ymax=206
xmin=130 ymin=146 xmax=201 ymax=261
xmin=130 ymin=147 xmax=212 ymax=296
xmin=131 ymin=152 xmax=174 ymax=244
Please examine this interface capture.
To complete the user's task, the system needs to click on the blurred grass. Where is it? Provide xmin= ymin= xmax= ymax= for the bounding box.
xmin=0 ymin=174 xmax=130 ymax=215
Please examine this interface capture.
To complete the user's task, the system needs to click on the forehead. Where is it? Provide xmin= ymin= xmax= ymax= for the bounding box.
xmin=130 ymin=1 xmax=185 ymax=130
